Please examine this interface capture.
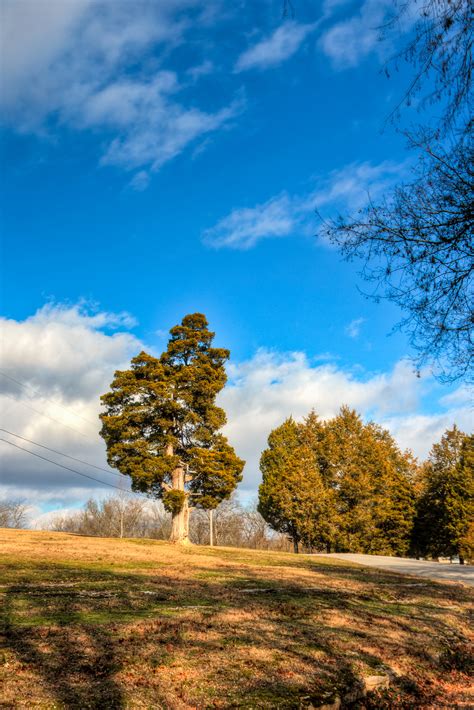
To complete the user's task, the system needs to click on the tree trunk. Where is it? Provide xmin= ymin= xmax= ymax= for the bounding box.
xmin=293 ymin=538 xmax=299 ymax=554
xmin=169 ymin=465 xmax=190 ymax=544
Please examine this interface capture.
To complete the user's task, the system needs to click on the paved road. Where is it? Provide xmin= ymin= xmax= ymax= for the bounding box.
xmin=319 ymin=553 xmax=474 ymax=586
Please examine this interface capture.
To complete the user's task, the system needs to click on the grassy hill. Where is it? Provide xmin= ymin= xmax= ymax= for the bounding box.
xmin=0 ymin=529 xmax=472 ymax=709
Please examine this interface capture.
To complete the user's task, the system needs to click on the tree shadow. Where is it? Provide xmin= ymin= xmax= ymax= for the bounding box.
xmin=0 ymin=555 xmax=471 ymax=709
xmin=1 ymin=572 xmax=127 ymax=709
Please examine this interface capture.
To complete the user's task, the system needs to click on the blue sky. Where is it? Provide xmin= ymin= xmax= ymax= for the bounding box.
xmin=0 ymin=0 xmax=471 ymax=522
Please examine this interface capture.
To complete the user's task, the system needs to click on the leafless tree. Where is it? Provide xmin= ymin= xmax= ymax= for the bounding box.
xmin=190 ymin=496 xmax=292 ymax=550
xmin=324 ymin=0 xmax=473 ymax=382
xmin=383 ymin=0 xmax=472 ymax=137
xmin=144 ymin=500 xmax=172 ymax=540
xmin=324 ymin=134 xmax=473 ymax=382
xmin=46 ymin=494 xmax=293 ymax=550
xmin=49 ymin=496 xmax=147 ymax=538
xmin=0 ymin=500 xmax=30 ymax=528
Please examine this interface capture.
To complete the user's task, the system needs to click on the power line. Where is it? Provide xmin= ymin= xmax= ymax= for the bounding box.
xmin=2 ymin=392 xmax=90 ymax=440
xmin=0 ymin=371 xmax=97 ymax=428
xmin=0 ymin=428 xmax=126 ymax=479
xmin=0 ymin=438 xmax=148 ymax=500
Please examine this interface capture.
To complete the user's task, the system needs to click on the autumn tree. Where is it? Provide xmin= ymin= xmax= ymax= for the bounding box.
xmin=99 ymin=313 xmax=244 ymax=544
xmin=412 ymin=427 xmax=473 ymax=563
xmin=258 ymin=414 xmax=336 ymax=553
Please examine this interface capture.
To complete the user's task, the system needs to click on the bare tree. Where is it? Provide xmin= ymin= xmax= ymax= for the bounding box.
xmin=49 ymin=496 xmax=146 ymax=538
xmin=190 ymin=495 xmax=245 ymax=546
xmin=144 ymin=500 xmax=172 ymax=540
xmin=0 ymin=500 xmax=30 ymax=528
xmin=324 ymin=0 xmax=473 ymax=382
xmin=383 ymin=0 xmax=473 ymax=136
xmin=324 ymin=135 xmax=473 ymax=381
xmin=46 ymin=494 xmax=294 ymax=550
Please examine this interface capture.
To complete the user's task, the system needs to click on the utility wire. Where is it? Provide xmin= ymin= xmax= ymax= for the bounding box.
xmin=2 ymin=392 xmax=90 ymax=440
xmin=0 ymin=371 xmax=97 ymax=428
xmin=0 ymin=428 xmax=126 ymax=479
xmin=0 ymin=438 xmax=148 ymax=500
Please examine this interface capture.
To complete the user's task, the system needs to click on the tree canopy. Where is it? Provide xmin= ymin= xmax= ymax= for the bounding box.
xmin=258 ymin=414 xmax=335 ymax=553
xmin=411 ymin=426 xmax=473 ymax=562
xmin=99 ymin=313 xmax=244 ymax=543
xmin=258 ymin=407 xmax=417 ymax=554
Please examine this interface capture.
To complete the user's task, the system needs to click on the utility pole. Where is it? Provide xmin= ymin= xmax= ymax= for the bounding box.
xmin=118 ymin=478 xmax=125 ymax=539
xmin=209 ymin=508 xmax=214 ymax=547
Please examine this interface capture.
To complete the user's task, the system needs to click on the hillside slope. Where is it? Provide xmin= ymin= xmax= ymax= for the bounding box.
xmin=0 ymin=529 xmax=472 ymax=709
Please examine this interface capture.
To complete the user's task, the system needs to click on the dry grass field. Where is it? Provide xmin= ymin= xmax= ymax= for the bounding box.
xmin=0 ymin=528 xmax=473 ymax=709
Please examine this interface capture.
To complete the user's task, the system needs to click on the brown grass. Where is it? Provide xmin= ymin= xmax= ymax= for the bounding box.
xmin=0 ymin=528 xmax=473 ymax=709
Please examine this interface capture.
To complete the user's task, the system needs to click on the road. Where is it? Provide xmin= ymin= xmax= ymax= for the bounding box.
xmin=319 ymin=553 xmax=474 ymax=586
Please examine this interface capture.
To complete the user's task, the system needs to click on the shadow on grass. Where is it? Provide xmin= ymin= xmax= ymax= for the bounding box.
xmin=0 ymin=555 xmax=471 ymax=709
xmin=1 ymin=568 xmax=132 ymax=709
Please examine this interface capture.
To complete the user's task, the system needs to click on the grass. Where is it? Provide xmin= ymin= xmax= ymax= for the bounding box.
xmin=0 ymin=529 xmax=473 ymax=709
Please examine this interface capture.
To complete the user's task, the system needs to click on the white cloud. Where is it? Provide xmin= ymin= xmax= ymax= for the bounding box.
xmin=0 ymin=303 xmax=145 ymax=509
xmin=220 ymin=351 xmax=473 ymax=493
xmin=129 ymin=170 xmax=151 ymax=192
xmin=1 ymin=304 xmax=470 ymax=514
xmin=0 ymin=0 xmax=93 ymax=107
xmin=309 ymin=160 xmax=405 ymax=212
xmin=345 ymin=317 xmax=365 ymax=338
xmin=0 ymin=0 xmax=238 ymax=180
xmin=203 ymin=160 xmax=405 ymax=249
xmin=319 ymin=0 xmax=390 ymax=69
xmin=235 ymin=21 xmax=316 ymax=73
xmin=203 ymin=193 xmax=296 ymax=249
xmin=99 ymin=89 xmax=242 ymax=173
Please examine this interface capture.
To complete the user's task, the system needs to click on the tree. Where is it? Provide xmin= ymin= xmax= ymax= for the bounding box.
xmin=322 ymin=0 xmax=473 ymax=382
xmin=258 ymin=415 xmax=336 ymax=553
xmin=259 ymin=407 xmax=416 ymax=555
xmin=324 ymin=136 xmax=473 ymax=382
xmin=0 ymin=500 xmax=29 ymax=529
xmin=412 ymin=427 xmax=473 ymax=563
xmin=100 ymin=313 xmax=244 ymax=544
xmin=324 ymin=407 xmax=416 ymax=555
xmin=51 ymin=496 xmax=146 ymax=538
xmin=383 ymin=0 xmax=472 ymax=137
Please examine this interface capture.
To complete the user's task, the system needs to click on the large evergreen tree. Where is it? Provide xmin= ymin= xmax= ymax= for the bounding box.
xmin=412 ymin=427 xmax=473 ymax=563
xmin=259 ymin=407 xmax=416 ymax=555
xmin=258 ymin=415 xmax=335 ymax=553
xmin=99 ymin=314 xmax=244 ymax=544
xmin=324 ymin=408 xmax=416 ymax=555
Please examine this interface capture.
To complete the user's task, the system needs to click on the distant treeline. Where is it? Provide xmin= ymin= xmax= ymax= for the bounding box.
xmin=46 ymin=495 xmax=292 ymax=552
xmin=258 ymin=407 xmax=473 ymax=563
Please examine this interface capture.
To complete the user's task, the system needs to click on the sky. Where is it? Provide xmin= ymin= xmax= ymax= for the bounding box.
xmin=0 ymin=0 xmax=472 ymax=525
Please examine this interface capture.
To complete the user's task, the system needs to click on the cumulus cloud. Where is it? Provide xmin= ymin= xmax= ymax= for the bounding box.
xmin=203 ymin=160 xmax=405 ymax=249
xmin=235 ymin=21 xmax=316 ymax=73
xmin=1 ymin=304 xmax=470 ymax=514
xmin=0 ymin=303 xmax=145 ymax=509
xmin=0 ymin=0 xmax=238 ymax=179
xmin=220 ymin=351 xmax=473 ymax=494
